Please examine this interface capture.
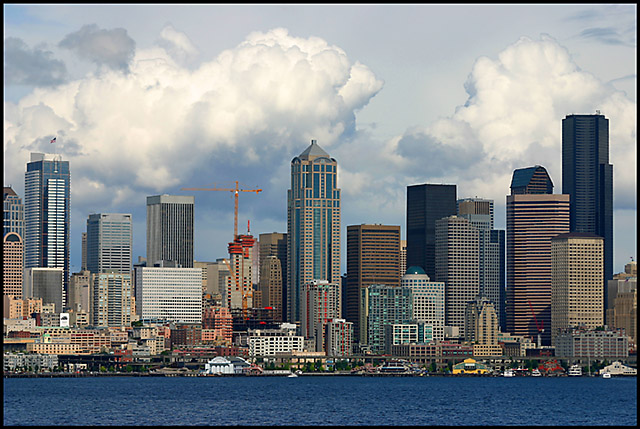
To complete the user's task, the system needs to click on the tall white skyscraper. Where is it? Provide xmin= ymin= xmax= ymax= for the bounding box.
xmin=24 ymin=153 xmax=70 ymax=295
xmin=287 ymin=140 xmax=341 ymax=323
xmin=146 ymin=194 xmax=194 ymax=268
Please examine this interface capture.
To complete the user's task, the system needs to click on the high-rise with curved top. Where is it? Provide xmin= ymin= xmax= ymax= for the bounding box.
xmin=287 ymin=140 xmax=341 ymax=323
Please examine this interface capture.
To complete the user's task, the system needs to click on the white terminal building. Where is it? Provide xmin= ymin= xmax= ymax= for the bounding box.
xmin=135 ymin=263 xmax=202 ymax=323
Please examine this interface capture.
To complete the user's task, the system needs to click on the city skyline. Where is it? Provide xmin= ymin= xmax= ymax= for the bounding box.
xmin=3 ymin=4 xmax=636 ymax=275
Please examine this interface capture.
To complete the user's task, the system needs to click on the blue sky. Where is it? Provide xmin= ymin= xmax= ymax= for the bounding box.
xmin=3 ymin=4 xmax=636 ymax=274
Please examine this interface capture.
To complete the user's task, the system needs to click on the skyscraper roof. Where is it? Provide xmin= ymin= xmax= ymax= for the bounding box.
xmin=298 ymin=139 xmax=330 ymax=160
xmin=510 ymin=165 xmax=553 ymax=194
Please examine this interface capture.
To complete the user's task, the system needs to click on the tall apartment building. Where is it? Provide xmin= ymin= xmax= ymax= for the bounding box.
xmin=4 ymin=186 xmax=24 ymax=239
xmin=360 ymin=284 xmax=413 ymax=354
xmin=24 ymin=153 xmax=70 ymax=294
xmin=606 ymin=261 xmax=637 ymax=346
xmin=287 ymin=140 xmax=341 ymax=323
xmin=68 ymin=270 xmax=91 ymax=313
xmin=300 ymin=280 xmax=341 ymax=352
xmin=146 ymin=194 xmax=194 ymax=268
xmin=562 ymin=113 xmax=613 ymax=294
xmin=135 ymin=264 xmax=203 ymax=324
xmin=400 ymin=240 xmax=407 ymax=277
xmin=346 ymin=224 xmax=401 ymax=342
xmin=324 ymin=318 xmax=353 ymax=357
xmin=551 ymin=232 xmax=604 ymax=345
xmin=401 ymin=266 xmax=445 ymax=342
xmin=435 ymin=215 xmax=479 ymax=338
xmin=204 ymin=258 xmax=230 ymax=300
xmin=457 ymin=198 xmax=506 ymax=329
xmin=259 ymin=232 xmax=287 ymax=320
xmin=506 ymin=166 xmax=570 ymax=346
xmin=406 ymin=183 xmax=457 ymax=279
xmin=3 ymin=232 xmax=23 ymax=298
xmin=91 ymin=272 xmax=133 ymax=327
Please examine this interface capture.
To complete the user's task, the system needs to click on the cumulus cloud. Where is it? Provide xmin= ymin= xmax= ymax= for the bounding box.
xmin=4 ymin=37 xmax=67 ymax=86
xmin=157 ymin=24 xmax=199 ymax=67
xmin=58 ymin=24 xmax=135 ymax=72
xmin=4 ymin=27 xmax=383 ymax=254
xmin=382 ymin=34 xmax=636 ymax=212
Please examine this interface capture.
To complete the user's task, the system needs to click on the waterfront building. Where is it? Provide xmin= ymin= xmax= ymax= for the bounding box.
xmin=457 ymin=197 xmax=505 ymax=329
xmin=86 ymin=213 xmax=132 ymax=275
xmin=248 ymin=323 xmax=304 ymax=357
xmin=401 ymin=266 xmax=445 ymax=342
xmin=225 ymin=230 xmax=255 ymax=310
xmin=91 ymin=272 xmax=133 ymax=328
xmin=3 ymin=353 xmax=58 ymax=372
xmin=554 ymin=327 xmax=629 ymax=359
xmin=562 ymin=113 xmax=613 ymax=295
xmin=451 ymin=358 xmax=490 ymax=375
xmin=435 ymin=215 xmax=479 ymax=338
xmin=599 ymin=361 xmax=637 ymax=376
xmin=384 ymin=323 xmax=433 ymax=354
xmin=24 ymin=267 xmax=64 ymax=313
xmin=346 ymin=224 xmax=401 ymax=343
xmin=3 ymin=186 xmax=24 ymax=240
xmin=551 ymin=232 xmax=604 ymax=345
xmin=204 ymin=356 xmax=251 ymax=375
xmin=506 ymin=166 xmax=570 ymax=346
xmin=406 ymin=183 xmax=457 ymax=279
xmin=3 ymin=232 xmax=23 ymax=298
xmin=301 ymin=280 xmax=341 ymax=351
xmin=146 ymin=194 xmax=194 ymax=268
xmin=259 ymin=232 xmax=287 ymax=321
xmin=287 ymin=140 xmax=341 ymax=324
xmin=24 ymin=153 xmax=71 ymax=294
xmin=324 ymin=318 xmax=353 ymax=357
xmin=360 ymin=284 xmax=413 ymax=354
xmin=135 ymin=263 xmax=203 ymax=324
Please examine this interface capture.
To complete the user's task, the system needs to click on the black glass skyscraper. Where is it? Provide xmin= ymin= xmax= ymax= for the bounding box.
xmin=562 ymin=113 xmax=613 ymax=286
xmin=406 ymin=183 xmax=457 ymax=279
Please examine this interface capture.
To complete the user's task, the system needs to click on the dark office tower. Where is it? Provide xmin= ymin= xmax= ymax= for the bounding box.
xmin=24 ymin=153 xmax=71 ymax=295
xmin=146 ymin=195 xmax=194 ymax=268
xmin=346 ymin=224 xmax=401 ymax=344
xmin=287 ymin=140 xmax=341 ymax=324
xmin=86 ymin=213 xmax=133 ymax=275
xmin=406 ymin=184 xmax=457 ymax=279
xmin=259 ymin=232 xmax=287 ymax=321
xmin=506 ymin=166 xmax=570 ymax=346
xmin=562 ymin=113 xmax=613 ymax=298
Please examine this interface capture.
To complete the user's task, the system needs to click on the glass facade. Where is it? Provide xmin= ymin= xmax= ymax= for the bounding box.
xmin=24 ymin=153 xmax=70 ymax=295
xmin=287 ymin=140 xmax=340 ymax=323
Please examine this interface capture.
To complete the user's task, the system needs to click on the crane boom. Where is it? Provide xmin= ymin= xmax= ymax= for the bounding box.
xmin=181 ymin=180 xmax=262 ymax=239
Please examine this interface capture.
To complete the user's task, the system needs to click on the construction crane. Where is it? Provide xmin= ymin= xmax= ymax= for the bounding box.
xmin=181 ymin=180 xmax=262 ymax=239
xmin=528 ymin=300 xmax=544 ymax=348
xmin=181 ymin=181 xmax=261 ymax=318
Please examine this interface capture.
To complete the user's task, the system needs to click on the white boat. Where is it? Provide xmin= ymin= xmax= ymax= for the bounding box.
xmin=602 ymin=372 xmax=611 ymax=379
xmin=568 ymin=365 xmax=583 ymax=376
xmin=531 ymin=369 xmax=542 ymax=377
xmin=503 ymin=369 xmax=515 ymax=377
xmin=287 ymin=372 xmax=298 ymax=378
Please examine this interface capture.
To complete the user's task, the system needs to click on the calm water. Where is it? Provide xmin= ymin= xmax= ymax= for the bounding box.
xmin=3 ymin=375 xmax=637 ymax=426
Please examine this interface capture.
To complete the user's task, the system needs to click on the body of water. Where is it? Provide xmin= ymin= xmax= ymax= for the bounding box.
xmin=4 ymin=375 xmax=637 ymax=426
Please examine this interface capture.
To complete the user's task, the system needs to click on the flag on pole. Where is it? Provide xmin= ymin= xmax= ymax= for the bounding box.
xmin=50 ymin=137 xmax=57 ymax=144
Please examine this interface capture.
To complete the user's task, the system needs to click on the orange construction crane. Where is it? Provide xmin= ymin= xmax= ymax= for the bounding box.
xmin=181 ymin=180 xmax=262 ymax=239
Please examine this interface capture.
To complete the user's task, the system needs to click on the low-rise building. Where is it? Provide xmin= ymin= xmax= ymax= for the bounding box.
xmin=247 ymin=323 xmax=303 ymax=357
xmin=3 ymin=353 xmax=59 ymax=372
xmin=554 ymin=328 xmax=629 ymax=358
xmin=599 ymin=361 xmax=637 ymax=376
xmin=203 ymin=356 xmax=250 ymax=375
xmin=452 ymin=358 xmax=490 ymax=374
